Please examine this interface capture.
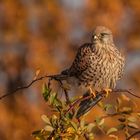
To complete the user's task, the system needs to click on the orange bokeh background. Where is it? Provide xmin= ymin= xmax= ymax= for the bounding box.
xmin=0 ymin=0 xmax=140 ymax=139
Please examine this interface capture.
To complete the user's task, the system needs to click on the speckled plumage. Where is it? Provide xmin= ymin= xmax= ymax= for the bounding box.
xmin=61 ymin=26 xmax=125 ymax=92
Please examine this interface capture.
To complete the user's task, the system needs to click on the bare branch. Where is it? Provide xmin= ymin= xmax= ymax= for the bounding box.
xmin=0 ymin=73 xmax=140 ymax=101
xmin=113 ymin=89 xmax=140 ymax=99
xmin=0 ymin=74 xmax=57 ymax=100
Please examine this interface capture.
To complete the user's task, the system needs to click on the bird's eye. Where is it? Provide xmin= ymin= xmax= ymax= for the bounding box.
xmin=100 ymin=33 xmax=109 ymax=37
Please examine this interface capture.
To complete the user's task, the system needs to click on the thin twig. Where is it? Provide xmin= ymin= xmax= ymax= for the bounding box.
xmin=126 ymin=130 xmax=140 ymax=140
xmin=65 ymin=94 xmax=94 ymax=115
xmin=114 ymin=89 xmax=140 ymax=99
xmin=100 ymin=112 xmax=121 ymax=119
xmin=0 ymin=74 xmax=140 ymax=100
xmin=0 ymin=75 xmax=50 ymax=100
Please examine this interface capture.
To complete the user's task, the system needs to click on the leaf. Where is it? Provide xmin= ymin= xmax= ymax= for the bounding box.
xmin=49 ymin=92 xmax=57 ymax=105
xmin=53 ymin=98 xmax=62 ymax=108
xmin=107 ymin=127 xmax=118 ymax=135
xmin=116 ymin=97 xmax=122 ymax=106
xmin=87 ymin=123 xmax=96 ymax=132
xmin=121 ymin=94 xmax=130 ymax=101
xmin=41 ymin=115 xmax=51 ymax=125
xmin=137 ymin=113 xmax=140 ymax=117
xmin=98 ymin=118 xmax=105 ymax=126
xmin=44 ymin=125 xmax=54 ymax=132
xmin=104 ymin=104 xmax=113 ymax=111
xmin=66 ymin=112 xmax=73 ymax=120
xmin=33 ymin=69 xmax=41 ymax=80
xmin=52 ymin=115 xmax=57 ymax=120
xmin=109 ymin=134 xmax=118 ymax=140
xmin=98 ymin=101 xmax=104 ymax=108
xmin=70 ymin=121 xmax=77 ymax=131
xmin=32 ymin=130 xmax=41 ymax=135
xmin=127 ymin=116 xmax=137 ymax=122
xmin=67 ymin=127 xmax=75 ymax=134
xmin=120 ymin=107 xmax=132 ymax=114
xmin=32 ymin=130 xmax=46 ymax=140
xmin=128 ymin=122 xmax=139 ymax=129
xmin=88 ymin=133 xmax=94 ymax=139
xmin=80 ymin=119 xmax=85 ymax=128
xmin=42 ymin=84 xmax=51 ymax=101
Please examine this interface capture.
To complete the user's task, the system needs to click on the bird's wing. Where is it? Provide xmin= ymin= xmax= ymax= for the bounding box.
xmin=62 ymin=43 xmax=93 ymax=76
xmin=118 ymin=57 xmax=125 ymax=79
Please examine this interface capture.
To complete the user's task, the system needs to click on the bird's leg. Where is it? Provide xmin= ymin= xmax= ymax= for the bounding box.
xmin=103 ymin=88 xmax=112 ymax=97
xmin=89 ymin=87 xmax=96 ymax=98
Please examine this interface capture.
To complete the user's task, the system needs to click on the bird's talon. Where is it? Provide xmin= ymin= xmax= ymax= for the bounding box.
xmin=89 ymin=87 xmax=96 ymax=98
xmin=104 ymin=88 xmax=112 ymax=97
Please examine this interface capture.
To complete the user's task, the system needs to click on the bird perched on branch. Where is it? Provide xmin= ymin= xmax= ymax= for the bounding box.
xmin=53 ymin=26 xmax=125 ymax=117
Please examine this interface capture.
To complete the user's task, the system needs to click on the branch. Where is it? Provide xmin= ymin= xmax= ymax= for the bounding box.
xmin=113 ymin=89 xmax=140 ymax=99
xmin=126 ymin=130 xmax=140 ymax=140
xmin=0 ymin=74 xmax=58 ymax=100
xmin=0 ymin=73 xmax=140 ymax=101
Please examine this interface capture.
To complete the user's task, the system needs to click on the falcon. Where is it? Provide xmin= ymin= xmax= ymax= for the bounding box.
xmin=52 ymin=26 xmax=125 ymax=117
xmin=61 ymin=26 xmax=125 ymax=97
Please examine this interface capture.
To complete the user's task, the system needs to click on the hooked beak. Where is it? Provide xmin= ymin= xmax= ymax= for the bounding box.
xmin=93 ymin=35 xmax=97 ymax=40
xmin=92 ymin=35 xmax=98 ymax=42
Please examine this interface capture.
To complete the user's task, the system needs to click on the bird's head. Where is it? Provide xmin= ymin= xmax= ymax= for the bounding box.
xmin=91 ymin=26 xmax=113 ymax=45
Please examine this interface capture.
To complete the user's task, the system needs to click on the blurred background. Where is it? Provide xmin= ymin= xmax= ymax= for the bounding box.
xmin=0 ymin=0 xmax=140 ymax=140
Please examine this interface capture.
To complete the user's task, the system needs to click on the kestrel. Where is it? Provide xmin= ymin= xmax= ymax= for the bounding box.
xmin=53 ymin=26 xmax=125 ymax=117
xmin=61 ymin=26 xmax=125 ymax=95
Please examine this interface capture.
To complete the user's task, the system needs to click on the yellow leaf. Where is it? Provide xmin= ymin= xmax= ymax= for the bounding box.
xmin=98 ymin=118 xmax=105 ymax=126
xmin=34 ymin=69 xmax=41 ymax=80
xmin=109 ymin=134 xmax=118 ymax=140
xmin=128 ymin=122 xmax=139 ymax=129
xmin=121 ymin=94 xmax=130 ymax=101
xmin=67 ymin=127 xmax=75 ymax=134
xmin=107 ymin=127 xmax=118 ymax=135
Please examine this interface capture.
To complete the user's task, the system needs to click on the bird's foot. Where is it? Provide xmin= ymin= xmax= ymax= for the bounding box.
xmin=89 ymin=87 xmax=96 ymax=98
xmin=103 ymin=88 xmax=112 ymax=97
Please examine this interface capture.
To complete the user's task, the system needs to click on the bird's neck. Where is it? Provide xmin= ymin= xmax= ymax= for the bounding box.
xmin=93 ymin=42 xmax=117 ymax=56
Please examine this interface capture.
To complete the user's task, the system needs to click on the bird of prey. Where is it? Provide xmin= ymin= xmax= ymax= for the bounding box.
xmin=53 ymin=26 xmax=125 ymax=117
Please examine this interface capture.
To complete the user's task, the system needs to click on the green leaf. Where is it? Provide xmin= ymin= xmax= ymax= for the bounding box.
xmin=41 ymin=115 xmax=51 ymax=125
xmin=32 ymin=130 xmax=41 ymax=135
xmin=66 ymin=112 xmax=73 ymax=120
xmin=49 ymin=92 xmax=57 ymax=105
xmin=32 ymin=130 xmax=45 ymax=140
xmin=128 ymin=122 xmax=139 ymax=129
xmin=42 ymin=84 xmax=51 ymax=102
xmin=70 ymin=121 xmax=77 ymax=131
xmin=107 ymin=127 xmax=118 ymax=135
xmin=104 ymin=104 xmax=113 ymax=111
xmin=53 ymin=98 xmax=63 ymax=108
xmin=127 ymin=116 xmax=137 ymax=122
